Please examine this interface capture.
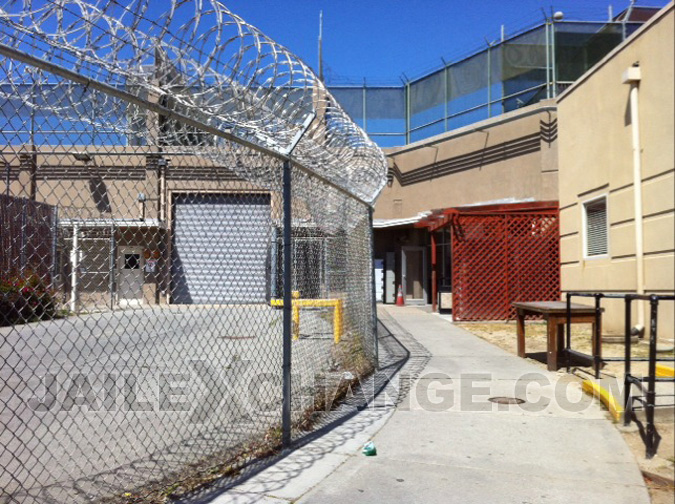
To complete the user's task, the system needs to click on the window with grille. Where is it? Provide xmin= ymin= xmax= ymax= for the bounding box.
xmin=584 ymin=197 xmax=608 ymax=257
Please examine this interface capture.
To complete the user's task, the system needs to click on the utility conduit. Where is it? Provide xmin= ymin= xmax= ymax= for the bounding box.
xmin=622 ymin=64 xmax=645 ymax=332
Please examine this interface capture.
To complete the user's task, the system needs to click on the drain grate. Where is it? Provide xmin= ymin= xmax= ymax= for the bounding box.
xmin=488 ymin=396 xmax=525 ymax=405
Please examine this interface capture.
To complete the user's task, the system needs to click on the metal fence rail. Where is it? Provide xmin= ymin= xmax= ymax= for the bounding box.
xmin=0 ymin=1 xmax=386 ymax=502
xmin=327 ymin=20 xmax=645 ymax=146
xmin=565 ymin=292 xmax=675 ymax=458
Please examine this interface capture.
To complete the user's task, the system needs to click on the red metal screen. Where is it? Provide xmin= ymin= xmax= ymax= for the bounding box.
xmin=451 ymin=210 xmax=560 ymax=320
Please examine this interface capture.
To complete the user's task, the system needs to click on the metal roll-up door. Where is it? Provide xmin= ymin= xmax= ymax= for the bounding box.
xmin=171 ymin=193 xmax=271 ymax=304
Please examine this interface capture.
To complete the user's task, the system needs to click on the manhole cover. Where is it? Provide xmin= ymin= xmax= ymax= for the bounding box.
xmin=488 ymin=396 xmax=525 ymax=405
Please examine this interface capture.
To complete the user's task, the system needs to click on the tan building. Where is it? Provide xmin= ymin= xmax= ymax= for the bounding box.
xmin=557 ymin=3 xmax=674 ymax=337
xmin=1 ymin=145 xmax=274 ymax=310
xmin=373 ymin=100 xmax=560 ymax=311
xmin=372 ymin=4 xmax=673 ymax=332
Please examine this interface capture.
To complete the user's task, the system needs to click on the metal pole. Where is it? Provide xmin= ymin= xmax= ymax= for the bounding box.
xmin=594 ymin=293 xmax=602 ymax=379
xmin=487 ymin=44 xmax=492 ymax=118
xmin=282 ymin=159 xmax=293 ymax=448
xmin=551 ymin=21 xmax=557 ymax=97
xmin=566 ymin=292 xmax=572 ymax=373
xmin=368 ymin=206 xmax=379 ymax=369
xmin=431 ymin=231 xmax=437 ymax=312
xmin=109 ymin=225 xmax=116 ymax=311
xmin=51 ymin=206 xmax=58 ymax=289
xmin=70 ymin=223 xmax=79 ymax=313
xmin=627 ymin=78 xmax=645 ymax=331
xmin=30 ymin=76 xmax=37 ymax=201
xmin=623 ymin=296 xmax=633 ymax=426
xmin=645 ymin=296 xmax=659 ymax=458
xmin=443 ymin=62 xmax=449 ymax=132
xmin=362 ymin=79 xmax=367 ymax=134
xmin=545 ymin=21 xmax=551 ymax=99
xmin=405 ymin=81 xmax=411 ymax=145
xmin=20 ymin=200 xmax=27 ymax=274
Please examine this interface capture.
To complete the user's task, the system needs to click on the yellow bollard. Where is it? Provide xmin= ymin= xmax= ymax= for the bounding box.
xmin=333 ymin=300 xmax=343 ymax=343
xmin=270 ymin=295 xmax=343 ymax=343
xmin=292 ymin=291 xmax=300 ymax=339
xmin=292 ymin=303 xmax=300 ymax=340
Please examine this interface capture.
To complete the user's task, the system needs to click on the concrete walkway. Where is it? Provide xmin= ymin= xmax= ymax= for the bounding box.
xmin=202 ymin=305 xmax=650 ymax=504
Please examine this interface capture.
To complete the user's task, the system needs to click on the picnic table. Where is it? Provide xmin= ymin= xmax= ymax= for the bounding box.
xmin=513 ymin=301 xmax=603 ymax=371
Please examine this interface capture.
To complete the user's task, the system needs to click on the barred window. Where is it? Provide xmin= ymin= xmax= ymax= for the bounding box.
xmin=584 ymin=197 xmax=608 ymax=257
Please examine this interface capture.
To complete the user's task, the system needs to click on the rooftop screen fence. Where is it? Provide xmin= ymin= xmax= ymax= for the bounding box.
xmin=328 ymin=20 xmax=643 ymax=147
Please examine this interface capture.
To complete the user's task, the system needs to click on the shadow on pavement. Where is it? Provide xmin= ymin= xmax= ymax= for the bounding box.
xmin=178 ymin=309 xmax=431 ymax=504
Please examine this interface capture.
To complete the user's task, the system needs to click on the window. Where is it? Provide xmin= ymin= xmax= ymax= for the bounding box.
xmin=584 ymin=197 xmax=608 ymax=257
xmin=124 ymin=253 xmax=141 ymax=270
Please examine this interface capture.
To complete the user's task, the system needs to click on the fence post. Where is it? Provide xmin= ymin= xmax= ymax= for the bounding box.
xmin=593 ymin=293 xmax=602 ymax=379
xmin=51 ymin=205 xmax=58 ymax=287
xmin=20 ymin=199 xmax=27 ymax=274
xmin=565 ymin=292 xmax=571 ymax=373
xmin=486 ymin=43 xmax=491 ymax=118
xmin=645 ymin=296 xmax=659 ymax=458
xmin=623 ymin=295 xmax=633 ymax=426
xmin=109 ymin=224 xmax=116 ymax=311
xmin=368 ymin=206 xmax=379 ymax=369
xmin=545 ymin=20 xmax=551 ymax=99
xmin=282 ymin=159 xmax=293 ymax=448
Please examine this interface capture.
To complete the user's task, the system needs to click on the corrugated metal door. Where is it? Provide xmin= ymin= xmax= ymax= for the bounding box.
xmin=171 ymin=193 xmax=271 ymax=304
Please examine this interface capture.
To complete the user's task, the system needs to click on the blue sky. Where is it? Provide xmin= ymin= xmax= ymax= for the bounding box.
xmin=225 ymin=0 xmax=669 ymax=84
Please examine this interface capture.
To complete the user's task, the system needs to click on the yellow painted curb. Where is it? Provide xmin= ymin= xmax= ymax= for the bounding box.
xmin=582 ymin=380 xmax=624 ymax=422
xmin=656 ymin=363 xmax=674 ymax=378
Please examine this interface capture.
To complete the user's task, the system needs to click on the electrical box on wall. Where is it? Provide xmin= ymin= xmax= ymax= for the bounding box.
xmin=374 ymin=259 xmax=384 ymax=303
xmin=385 ymin=252 xmax=396 ymax=304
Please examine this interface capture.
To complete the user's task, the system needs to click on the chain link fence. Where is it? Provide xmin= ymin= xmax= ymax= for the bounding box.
xmin=0 ymin=1 xmax=387 ymax=502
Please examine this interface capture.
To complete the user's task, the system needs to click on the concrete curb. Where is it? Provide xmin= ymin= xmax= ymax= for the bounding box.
xmin=582 ymin=379 xmax=624 ymax=422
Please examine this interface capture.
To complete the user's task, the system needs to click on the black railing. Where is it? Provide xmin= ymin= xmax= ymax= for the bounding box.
xmin=565 ymin=292 xmax=675 ymax=458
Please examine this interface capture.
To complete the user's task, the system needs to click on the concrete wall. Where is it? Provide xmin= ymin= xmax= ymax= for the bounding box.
xmin=557 ymin=4 xmax=674 ymax=337
xmin=374 ymin=100 xmax=559 ymax=221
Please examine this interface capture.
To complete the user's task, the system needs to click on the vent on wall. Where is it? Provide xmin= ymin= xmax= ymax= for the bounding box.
xmin=584 ymin=197 xmax=608 ymax=257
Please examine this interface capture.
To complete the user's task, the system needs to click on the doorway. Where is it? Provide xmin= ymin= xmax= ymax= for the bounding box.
xmin=117 ymin=246 xmax=144 ymax=306
xmin=402 ymin=246 xmax=426 ymax=304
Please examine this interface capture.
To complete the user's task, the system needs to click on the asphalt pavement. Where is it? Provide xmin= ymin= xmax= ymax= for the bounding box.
xmin=202 ymin=305 xmax=650 ymax=504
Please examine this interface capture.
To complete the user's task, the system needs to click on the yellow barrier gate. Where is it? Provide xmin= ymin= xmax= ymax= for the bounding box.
xmin=271 ymin=291 xmax=344 ymax=343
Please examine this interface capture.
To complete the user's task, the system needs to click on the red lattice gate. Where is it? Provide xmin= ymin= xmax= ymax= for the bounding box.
xmin=451 ymin=209 xmax=560 ymax=320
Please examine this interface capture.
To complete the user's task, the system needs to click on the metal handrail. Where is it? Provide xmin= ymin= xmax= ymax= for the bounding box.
xmin=565 ymin=291 xmax=674 ymax=458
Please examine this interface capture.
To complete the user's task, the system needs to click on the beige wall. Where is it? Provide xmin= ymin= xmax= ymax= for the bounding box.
xmin=0 ymin=147 xmax=269 ymax=222
xmin=374 ymin=100 xmax=559 ymax=220
xmin=0 ymin=146 xmax=278 ymax=309
xmin=557 ymin=4 xmax=674 ymax=336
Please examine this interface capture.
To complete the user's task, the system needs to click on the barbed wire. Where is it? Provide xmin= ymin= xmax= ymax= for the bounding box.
xmin=0 ymin=0 xmax=387 ymax=204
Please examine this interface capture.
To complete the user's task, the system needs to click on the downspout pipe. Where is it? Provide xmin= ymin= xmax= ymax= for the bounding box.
xmin=622 ymin=63 xmax=645 ymax=333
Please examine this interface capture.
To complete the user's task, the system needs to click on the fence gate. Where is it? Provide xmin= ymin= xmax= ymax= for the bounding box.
xmin=451 ymin=207 xmax=560 ymax=320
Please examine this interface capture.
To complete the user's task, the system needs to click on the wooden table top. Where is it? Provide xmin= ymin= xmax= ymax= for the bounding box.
xmin=512 ymin=301 xmax=602 ymax=314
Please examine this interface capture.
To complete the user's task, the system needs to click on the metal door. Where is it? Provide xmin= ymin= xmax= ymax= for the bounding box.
xmin=171 ymin=193 xmax=271 ymax=304
xmin=402 ymin=246 xmax=426 ymax=304
xmin=117 ymin=246 xmax=144 ymax=306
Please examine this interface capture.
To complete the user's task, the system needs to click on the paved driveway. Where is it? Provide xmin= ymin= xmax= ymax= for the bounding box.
xmin=0 ymin=305 xmax=334 ymax=502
